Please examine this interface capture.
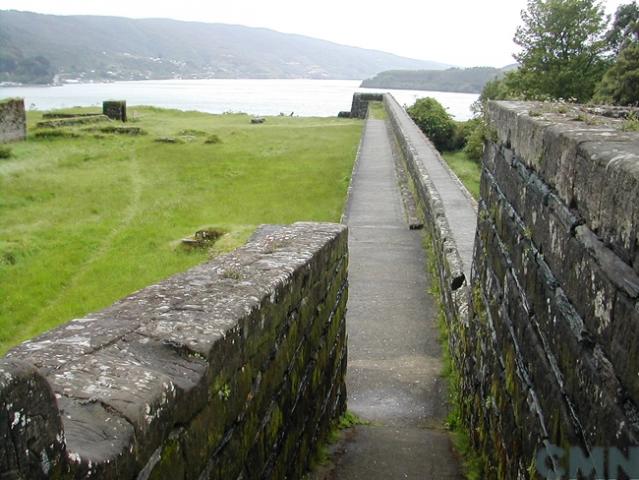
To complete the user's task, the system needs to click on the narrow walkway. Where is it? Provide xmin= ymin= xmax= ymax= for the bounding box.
xmin=333 ymin=119 xmax=462 ymax=478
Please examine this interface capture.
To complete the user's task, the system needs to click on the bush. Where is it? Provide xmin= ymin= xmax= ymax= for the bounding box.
xmin=0 ymin=146 xmax=12 ymax=159
xmin=463 ymin=125 xmax=486 ymax=162
xmin=204 ymin=134 xmax=222 ymax=144
xmin=595 ymin=43 xmax=639 ymax=106
xmin=406 ymin=97 xmax=456 ymax=151
xmin=449 ymin=118 xmax=483 ymax=151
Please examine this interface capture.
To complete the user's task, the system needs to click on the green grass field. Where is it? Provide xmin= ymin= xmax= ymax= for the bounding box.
xmin=0 ymin=107 xmax=362 ymax=354
xmin=441 ymin=151 xmax=481 ymax=200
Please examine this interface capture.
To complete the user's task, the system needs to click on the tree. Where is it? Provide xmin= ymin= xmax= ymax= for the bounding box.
xmin=605 ymin=1 xmax=639 ymax=55
xmin=406 ymin=97 xmax=456 ymax=151
xmin=595 ymin=2 xmax=639 ymax=104
xmin=595 ymin=43 xmax=639 ymax=105
xmin=512 ymin=0 xmax=609 ymax=102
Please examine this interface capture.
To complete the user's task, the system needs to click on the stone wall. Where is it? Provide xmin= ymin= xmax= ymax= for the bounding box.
xmin=382 ymin=93 xmax=639 ymax=477
xmin=468 ymin=101 xmax=639 ymax=477
xmin=350 ymin=92 xmax=383 ymax=119
xmin=0 ymin=97 xmax=26 ymax=142
xmin=0 ymin=222 xmax=348 ymax=480
xmin=383 ymin=94 xmax=477 ymax=415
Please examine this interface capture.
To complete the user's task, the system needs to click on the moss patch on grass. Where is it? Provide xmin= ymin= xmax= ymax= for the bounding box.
xmin=441 ymin=151 xmax=481 ymax=200
xmin=0 ymin=146 xmax=12 ymax=159
xmin=0 ymin=107 xmax=362 ymax=353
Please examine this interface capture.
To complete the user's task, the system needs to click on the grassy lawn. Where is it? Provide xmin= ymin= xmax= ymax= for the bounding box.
xmin=441 ymin=150 xmax=481 ymax=200
xmin=0 ymin=107 xmax=362 ymax=354
xmin=368 ymin=101 xmax=387 ymax=120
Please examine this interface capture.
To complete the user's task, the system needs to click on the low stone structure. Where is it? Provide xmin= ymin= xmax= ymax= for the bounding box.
xmin=350 ymin=92 xmax=383 ymax=119
xmin=0 ymin=97 xmax=26 ymax=142
xmin=0 ymin=222 xmax=348 ymax=479
xmin=36 ymin=115 xmax=110 ymax=129
xmin=103 ymin=100 xmax=127 ymax=122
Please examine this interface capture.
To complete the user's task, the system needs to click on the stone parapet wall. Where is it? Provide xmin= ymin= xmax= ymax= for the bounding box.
xmin=0 ymin=222 xmax=348 ymax=479
xmin=383 ymin=94 xmax=476 ymax=397
xmin=0 ymin=98 xmax=26 ymax=142
xmin=468 ymin=101 xmax=639 ymax=477
xmin=350 ymin=93 xmax=383 ymax=119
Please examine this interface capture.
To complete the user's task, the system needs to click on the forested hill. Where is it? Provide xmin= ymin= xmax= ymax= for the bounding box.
xmin=0 ymin=10 xmax=451 ymax=84
xmin=360 ymin=66 xmax=515 ymax=93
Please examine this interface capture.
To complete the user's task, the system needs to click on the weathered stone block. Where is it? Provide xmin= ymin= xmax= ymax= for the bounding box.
xmin=103 ymin=100 xmax=127 ymax=122
xmin=0 ymin=97 xmax=26 ymax=142
xmin=350 ymin=92 xmax=383 ymax=119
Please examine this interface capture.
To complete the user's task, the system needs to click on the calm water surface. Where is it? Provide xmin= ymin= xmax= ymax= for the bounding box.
xmin=0 ymin=79 xmax=479 ymax=120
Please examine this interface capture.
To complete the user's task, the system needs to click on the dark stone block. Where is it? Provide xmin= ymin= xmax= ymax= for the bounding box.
xmin=0 ymin=359 xmax=67 ymax=479
xmin=103 ymin=100 xmax=127 ymax=122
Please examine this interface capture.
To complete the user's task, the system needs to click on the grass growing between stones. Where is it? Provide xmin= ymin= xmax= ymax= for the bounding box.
xmin=421 ymin=231 xmax=486 ymax=480
xmin=440 ymin=151 xmax=481 ymax=200
xmin=304 ymin=411 xmax=370 ymax=479
xmin=0 ymin=106 xmax=362 ymax=354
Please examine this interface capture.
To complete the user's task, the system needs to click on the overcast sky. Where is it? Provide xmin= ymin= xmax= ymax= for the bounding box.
xmin=0 ymin=0 xmax=627 ymax=67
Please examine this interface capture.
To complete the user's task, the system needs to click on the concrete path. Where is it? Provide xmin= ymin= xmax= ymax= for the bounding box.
xmin=333 ymin=118 xmax=462 ymax=479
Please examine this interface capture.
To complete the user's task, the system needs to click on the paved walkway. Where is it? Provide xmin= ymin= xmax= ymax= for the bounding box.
xmin=333 ymin=118 xmax=462 ymax=479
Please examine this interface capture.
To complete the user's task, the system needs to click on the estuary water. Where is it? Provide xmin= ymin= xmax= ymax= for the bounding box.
xmin=0 ymin=79 xmax=479 ymax=120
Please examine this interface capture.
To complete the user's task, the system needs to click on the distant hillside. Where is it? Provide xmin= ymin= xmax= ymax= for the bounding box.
xmin=0 ymin=10 xmax=451 ymax=84
xmin=360 ymin=66 xmax=515 ymax=93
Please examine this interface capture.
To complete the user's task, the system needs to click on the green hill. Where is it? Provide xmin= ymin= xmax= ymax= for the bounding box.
xmin=360 ymin=66 xmax=515 ymax=93
xmin=0 ymin=10 xmax=451 ymax=84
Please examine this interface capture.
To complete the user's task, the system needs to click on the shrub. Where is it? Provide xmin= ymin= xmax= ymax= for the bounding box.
xmin=204 ymin=134 xmax=222 ymax=144
xmin=449 ymin=118 xmax=483 ymax=151
xmin=406 ymin=97 xmax=456 ymax=151
xmin=595 ymin=43 xmax=639 ymax=106
xmin=0 ymin=146 xmax=12 ymax=159
xmin=463 ymin=126 xmax=486 ymax=162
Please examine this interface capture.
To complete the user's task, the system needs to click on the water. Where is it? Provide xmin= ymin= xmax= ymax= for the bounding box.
xmin=0 ymin=79 xmax=479 ymax=120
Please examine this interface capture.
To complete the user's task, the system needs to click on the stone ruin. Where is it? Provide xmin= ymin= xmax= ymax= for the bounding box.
xmin=0 ymin=98 xmax=26 ymax=142
xmin=103 ymin=100 xmax=127 ymax=122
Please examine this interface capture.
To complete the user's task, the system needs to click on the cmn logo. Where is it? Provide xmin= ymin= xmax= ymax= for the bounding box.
xmin=536 ymin=445 xmax=639 ymax=479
